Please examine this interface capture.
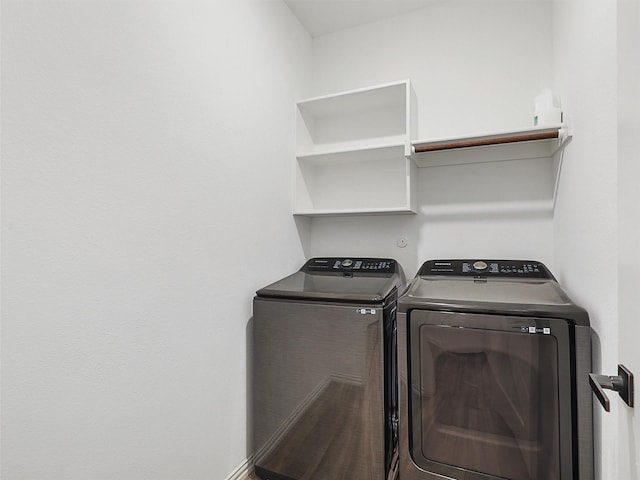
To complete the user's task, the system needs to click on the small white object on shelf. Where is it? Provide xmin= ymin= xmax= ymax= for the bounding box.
xmin=534 ymin=88 xmax=563 ymax=126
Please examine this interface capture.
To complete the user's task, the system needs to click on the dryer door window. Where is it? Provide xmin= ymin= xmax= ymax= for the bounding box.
xmin=408 ymin=311 xmax=573 ymax=480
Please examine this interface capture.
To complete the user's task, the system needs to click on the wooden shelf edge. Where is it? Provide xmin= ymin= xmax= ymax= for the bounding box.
xmin=413 ymin=125 xmax=565 ymax=154
xmin=414 ymin=130 xmax=559 ymax=153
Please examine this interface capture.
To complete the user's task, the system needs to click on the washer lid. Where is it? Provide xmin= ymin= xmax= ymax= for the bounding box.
xmin=399 ymin=259 xmax=590 ymax=326
xmin=256 ymin=257 xmax=405 ymax=303
xmin=404 ymin=277 xmax=568 ymax=306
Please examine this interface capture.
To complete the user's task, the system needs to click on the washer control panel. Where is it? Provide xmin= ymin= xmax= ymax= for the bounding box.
xmin=302 ymin=257 xmax=397 ymax=274
xmin=418 ymin=259 xmax=553 ymax=279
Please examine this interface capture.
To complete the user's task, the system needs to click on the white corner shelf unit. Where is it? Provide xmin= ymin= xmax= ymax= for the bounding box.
xmin=411 ymin=125 xmax=571 ymax=167
xmin=294 ymin=80 xmax=417 ymax=216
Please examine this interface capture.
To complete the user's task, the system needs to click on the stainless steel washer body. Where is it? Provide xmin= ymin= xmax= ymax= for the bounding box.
xmin=252 ymin=257 xmax=405 ymax=480
xmin=397 ymin=260 xmax=593 ymax=480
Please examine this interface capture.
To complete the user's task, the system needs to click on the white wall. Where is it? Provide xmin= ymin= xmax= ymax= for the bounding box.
xmin=1 ymin=1 xmax=311 ymax=479
xmin=617 ymin=0 xmax=640 ymax=476
xmin=307 ymin=1 xmax=555 ymax=277
xmin=551 ymin=1 xmax=620 ymax=479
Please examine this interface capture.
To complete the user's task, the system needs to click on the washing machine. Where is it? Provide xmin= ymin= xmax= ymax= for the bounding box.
xmin=252 ymin=257 xmax=405 ymax=480
xmin=397 ymin=259 xmax=593 ymax=480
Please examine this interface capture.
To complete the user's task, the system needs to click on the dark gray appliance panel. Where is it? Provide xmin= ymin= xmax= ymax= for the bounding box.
xmin=252 ymin=297 xmax=386 ymax=480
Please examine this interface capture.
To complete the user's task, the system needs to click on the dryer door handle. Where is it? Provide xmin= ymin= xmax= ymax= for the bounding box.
xmin=589 ymin=364 xmax=634 ymax=412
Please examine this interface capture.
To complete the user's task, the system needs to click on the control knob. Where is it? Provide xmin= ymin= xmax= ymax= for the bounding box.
xmin=473 ymin=261 xmax=488 ymax=271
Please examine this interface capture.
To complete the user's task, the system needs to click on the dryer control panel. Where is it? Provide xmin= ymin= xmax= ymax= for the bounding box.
xmin=418 ymin=259 xmax=554 ymax=279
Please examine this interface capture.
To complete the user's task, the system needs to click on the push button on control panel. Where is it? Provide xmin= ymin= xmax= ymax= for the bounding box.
xmin=500 ymin=263 xmax=541 ymax=274
xmin=361 ymin=260 xmax=392 ymax=270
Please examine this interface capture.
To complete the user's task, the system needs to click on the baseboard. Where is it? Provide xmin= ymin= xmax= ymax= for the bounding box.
xmin=224 ymin=457 xmax=254 ymax=480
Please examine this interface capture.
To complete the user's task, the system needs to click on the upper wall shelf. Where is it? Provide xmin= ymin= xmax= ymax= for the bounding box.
xmin=296 ymin=80 xmax=415 ymax=158
xmin=294 ymin=80 xmax=417 ymax=216
xmin=292 ymin=81 xmax=571 ymax=216
xmin=412 ymin=125 xmax=571 ymax=167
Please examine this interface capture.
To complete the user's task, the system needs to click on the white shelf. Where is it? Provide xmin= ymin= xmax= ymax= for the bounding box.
xmin=297 ymin=80 xmax=409 ymax=118
xmin=293 ymin=206 xmax=417 ymax=217
xmin=292 ymin=83 xmax=570 ymax=215
xmin=294 ymin=80 xmax=417 ymax=216
xmin=294 ymin=155 xmax=416 ymax=216
xmin=412 ymin=125 xmax=571 ymax=167
xmin=296 ymin=141 xmax=406 ymax=165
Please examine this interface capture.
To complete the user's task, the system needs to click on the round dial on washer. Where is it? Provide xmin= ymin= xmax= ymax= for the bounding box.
xmin=473 ymin=261 xmax=488 ymax=271
xmin=341 ymin=259 xmax=354 ymax=267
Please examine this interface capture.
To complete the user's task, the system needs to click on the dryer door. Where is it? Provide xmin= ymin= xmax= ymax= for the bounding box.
xmin=408 ymin=310 xmax=574 ymax=480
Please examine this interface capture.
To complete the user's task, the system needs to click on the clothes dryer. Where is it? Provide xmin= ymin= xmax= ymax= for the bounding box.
xmin=252 ymin=257 xmax=405 ymax=480
xmin=397 ymin=259 xmax=593 ymax=480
